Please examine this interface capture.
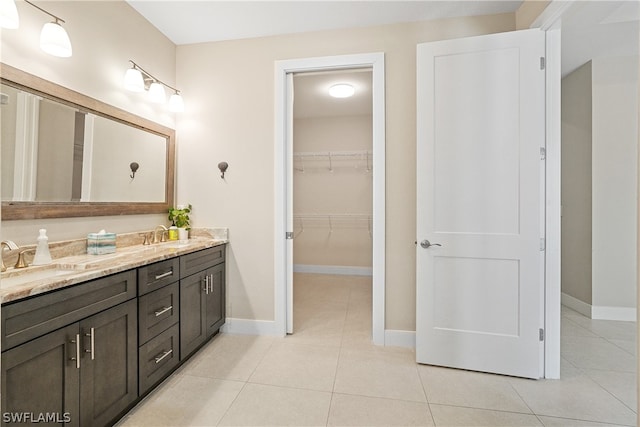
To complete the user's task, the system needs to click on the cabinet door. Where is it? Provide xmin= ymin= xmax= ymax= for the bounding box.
xmin=179 ymin=272 xmax=207 ymax=359
xmin=79 ymin=300 xmax=137 ymax=427
xmin=1 ymin=324 xmax=79 ymax=427
xmin=205 ymin=263 xmax=226 ymax=336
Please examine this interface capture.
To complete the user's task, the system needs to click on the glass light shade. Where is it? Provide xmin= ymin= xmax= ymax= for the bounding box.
xmin=40 ymin=21 xmax=72 ymax=57
xmin=148 ymin=82 xmax=166 ymax=103
xmin=329 ymin=83 xmax=355 ymax=98
xmin=168 ymin=93 xmax=184 ymax=113
xmin=0 ymin=0 xmax=19 ymax=29
xmin=124 ymin=68 xmax=145 ymax=92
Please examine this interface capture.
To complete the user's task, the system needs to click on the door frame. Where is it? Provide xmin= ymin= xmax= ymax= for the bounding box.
xmin=274 ymin=52 xmax=386 ymax=344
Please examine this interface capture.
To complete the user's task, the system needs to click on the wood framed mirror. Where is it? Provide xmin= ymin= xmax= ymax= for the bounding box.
xmin=0 ymin=63 xmax=175 ymax=220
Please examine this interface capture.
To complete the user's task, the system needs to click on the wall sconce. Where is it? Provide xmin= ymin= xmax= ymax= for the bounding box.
xmin=130 ymin=162 xmax=139 ymax=179
xmin=124 ymin=60 xmax=185 ymax=112
xmin=1 ymin=0 xmax=73 ymax=58
xmin=218 ymin=162 xmax=228 ymax=179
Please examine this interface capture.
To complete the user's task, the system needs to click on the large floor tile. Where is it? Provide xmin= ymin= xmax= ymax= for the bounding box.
xmin=509 ymin=369 xmax=637 ymax=425
xmin=334 ymin=347 xmax=426 ymax=402
xmin=429 ymin=404 xmax=543 ymax=426
xmin=538 ymin=415 xmax=635 ymax=427
xmin=218 ymin=383 xmax=332 ymax=426
xmin=564 ymin=315 xmax=637 ymax=342
xmin=418 ymin=365 xmax=532 ymax=413
xmin=327 ymin=393 xmax=434 ymax=426
xmin=584 ymin=369 xmax=637 ymax=412
xmin=561 ymin=318 xmax=598 ymax=338
xmin=182 ymin=334 xmax=275 ymax=381
xmin=249 ymin=341 xmax=340 ymax=391
xmin=121 ymin=375 xmax=244 ymax=426
xmin=561 ymin=335 xmax=637 ymax=372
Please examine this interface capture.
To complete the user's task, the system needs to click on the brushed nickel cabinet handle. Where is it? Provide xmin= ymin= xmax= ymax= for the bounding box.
xmin=154 ymin=271 xmax=173 ymax=280
xmin=154 ymin=349 xmax=173 ymax=364
xmin=70 ymin=334 xmax=80 ymax=369
xmin=203 ymin=276 xmax=209 ymax=294
xmin=84 ymin=327 xmax=95 ymax=360
xmin=154 ymin=306 xmax=173 ymax=317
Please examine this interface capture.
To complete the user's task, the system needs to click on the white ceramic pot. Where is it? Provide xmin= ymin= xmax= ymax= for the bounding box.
xmin=178 ymin=227 xmax=189 ymax=243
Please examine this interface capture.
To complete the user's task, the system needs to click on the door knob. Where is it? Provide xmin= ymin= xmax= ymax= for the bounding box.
xmin=420 ymin=239 xmax=442 ymax=249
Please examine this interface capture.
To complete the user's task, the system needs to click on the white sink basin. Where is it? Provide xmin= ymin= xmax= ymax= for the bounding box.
xmin=1 ymin=265 xmax=80 ymax=288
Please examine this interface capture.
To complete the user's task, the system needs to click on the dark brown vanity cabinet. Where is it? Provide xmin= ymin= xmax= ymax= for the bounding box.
xmin=1 ymin=271 xmax=138 ymax=427
xmin=179 ymin=246 xmax=226 ymax=359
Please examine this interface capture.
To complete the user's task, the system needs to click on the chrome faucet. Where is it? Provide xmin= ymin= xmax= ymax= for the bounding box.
xmin=153 ymin=225 xmax=168 ymax=244
xmin=1 ymin=240 xmax=19 ymax=272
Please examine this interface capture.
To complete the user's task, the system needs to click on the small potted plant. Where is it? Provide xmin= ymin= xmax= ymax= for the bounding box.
xmin=168 ymin=204 xmax=192 ymax=242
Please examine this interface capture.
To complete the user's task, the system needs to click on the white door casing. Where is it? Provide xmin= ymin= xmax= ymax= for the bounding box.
xmin=416 ymin=29 xmax=546 ymax=379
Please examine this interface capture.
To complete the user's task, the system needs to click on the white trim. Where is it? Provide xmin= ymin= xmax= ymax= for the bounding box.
xmin=293 ymin=264 xmax=372 ymax=276
xmin=220 ymin=318 xmax=283 ymax=336
xmin=275 ymin=53 xmax=386 ymax=345
xmin=384 ymin=330 xmax=415 ymax=348
xmin=531 ymin=0 xmax=574 ymax=31
xmin=562 ymin=292 xmax=592 ymax=318
xmin=592 ymin=306 xmax=637 ymax=322
xmin=562 ymin=293 xmax=637 ymax=322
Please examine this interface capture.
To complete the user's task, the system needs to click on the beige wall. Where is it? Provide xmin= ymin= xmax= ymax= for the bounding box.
xmin=293 ymin=115 xmax=373 ymax=268
xmin=175 ymin=14 xmax=516 ymax=329
xmin=516 ymin=0 xmax=551 ymax=30
xmin=0 ymin=1 xmax=176 ymax=246
xmin=561 ymin=62 xmax=593 ymax=305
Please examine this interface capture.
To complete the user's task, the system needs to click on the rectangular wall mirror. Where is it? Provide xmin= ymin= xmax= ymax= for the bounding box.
xmin=0 ymin=63 xmax=175 ymax=220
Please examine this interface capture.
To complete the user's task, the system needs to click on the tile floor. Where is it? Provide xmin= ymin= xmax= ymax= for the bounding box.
xmin=118 ymin=273 xmax=637 ymax=426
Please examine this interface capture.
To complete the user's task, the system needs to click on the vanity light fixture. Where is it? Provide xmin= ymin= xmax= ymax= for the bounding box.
xmin=0 ymin=0 xmax=19 ymax=29
xmin=1 ymin=0 xmax=72 ymax=57
xmin=329 ymin=83 xmax=355 ymax=98
xmin=124 ymin=60 xmax=185 ymax=112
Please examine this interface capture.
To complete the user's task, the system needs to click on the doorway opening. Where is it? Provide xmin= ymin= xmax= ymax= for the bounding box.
xmin=274 ymin=53 xmax=385 ymax=344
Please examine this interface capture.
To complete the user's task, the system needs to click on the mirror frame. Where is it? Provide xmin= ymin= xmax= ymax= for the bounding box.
xmin=1 ymin=63 xmax=175 ymax=220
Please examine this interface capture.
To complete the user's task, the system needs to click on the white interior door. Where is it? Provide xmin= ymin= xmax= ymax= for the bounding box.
xmin=286 ymin=72 xmax=294 ymax=334
xmin=416 ymin=29 xmax=546 ymax=379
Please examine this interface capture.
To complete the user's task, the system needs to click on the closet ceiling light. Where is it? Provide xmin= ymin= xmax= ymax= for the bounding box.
xmin=329 ymin=83 xmax=355 ymax=98
xmin=0 ymin=0 xmax=19 ymax=29
xmin=124 ymin=60 xmax=185 ymax=113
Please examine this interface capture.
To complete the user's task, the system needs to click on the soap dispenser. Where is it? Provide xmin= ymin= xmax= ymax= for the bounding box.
xmin=32 ymin=228 xmax=52 ymax=265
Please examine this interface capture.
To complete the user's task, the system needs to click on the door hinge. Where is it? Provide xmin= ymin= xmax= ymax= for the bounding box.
xmin=285 ymin=232 xmax=294 ymax=240
xmin=540 ymin=57 xmax=545 ymax=70
xmin=540 ymin=147 xmax=546 ymax=160
xmin=539 ymin=328 xmax=544 ymax=341
xmin=540 ymin=238 xmax=545 ymax=251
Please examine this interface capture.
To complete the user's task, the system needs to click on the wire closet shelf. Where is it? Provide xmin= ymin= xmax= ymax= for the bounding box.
xmin=293 ymin=213 xmax=372 ymax=238
xmin=293 ymin=150 xmax=372 ymax=172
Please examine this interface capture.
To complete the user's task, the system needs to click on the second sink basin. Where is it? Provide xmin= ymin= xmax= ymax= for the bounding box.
xmin=1 ymin=264 xmax=82 ymax=288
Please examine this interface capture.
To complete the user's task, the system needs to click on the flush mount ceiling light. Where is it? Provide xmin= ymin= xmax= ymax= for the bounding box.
xmin=124 ymin=60 xmax=185 ymax=112
xmin=2 ymin=0 xmax=73 ymax=57
xmin=329 ymin=83 xmax=355 ymax=98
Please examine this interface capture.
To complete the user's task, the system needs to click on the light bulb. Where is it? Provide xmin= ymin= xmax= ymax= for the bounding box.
xmin=0 ymin=0 xmax=19 ymax=29
xmin=40 ymin=21 xmax=72 ymax=57
xmin=148 ymin=82 xmax=166 ymax=103
xmin=168 ymin=92 xmax=184 ymax=113
xmin=124 ymin=67 xmax=144 ymax=92
xmin=329 ymin=83 xmax=355 ymax=98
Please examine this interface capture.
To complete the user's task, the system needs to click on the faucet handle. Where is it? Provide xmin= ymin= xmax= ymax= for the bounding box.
xmin=139 ymin=233 xmax=151 ymax=246
xmin=15 ymin=248 xmax=35 ymax=269
xmin=160 ymin=230 xmax=167 ymax=243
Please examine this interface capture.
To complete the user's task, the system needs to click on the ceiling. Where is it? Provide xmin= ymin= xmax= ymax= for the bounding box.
xmin=126 ymin=1 xmax=523 ymax=45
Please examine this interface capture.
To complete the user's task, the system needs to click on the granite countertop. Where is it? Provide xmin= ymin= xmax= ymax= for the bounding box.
xmin=0 ymin=228 xmax=228 ymax=304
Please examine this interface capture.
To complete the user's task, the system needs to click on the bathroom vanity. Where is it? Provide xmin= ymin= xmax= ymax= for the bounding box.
xmin=0 ymin=234 xmax=226 ymax=427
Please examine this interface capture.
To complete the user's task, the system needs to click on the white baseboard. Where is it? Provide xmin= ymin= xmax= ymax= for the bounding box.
xmin=561 ymin=292 xmax=592 ymax=317
xmin=384 ymin=329 xmax=416 ymax=348
xmin=561 ymin=292 xmax=636 ymax=321
xmin=220 ymin=318 xmax=283 ymax=336
xmin=592 ymin=306 xmax=636 ymax=322
xmin=294 ymin=264 xmax=373 ymax=276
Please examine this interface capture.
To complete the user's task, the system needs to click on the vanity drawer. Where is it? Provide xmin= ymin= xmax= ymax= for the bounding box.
xmin=138 ymin=258 xmax=179 ymax=296
xmin=1 ymin=270 xmax=137 ymax=351
xmin=138 ymin=282 xmax=179 ymax=344
xmin=138 ymin=323 xmax=180 ymax=396
xmin=179 ymin=246 xmax=225 ymax=278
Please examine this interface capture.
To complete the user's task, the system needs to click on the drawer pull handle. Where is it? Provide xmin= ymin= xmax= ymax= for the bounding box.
xmin=84 ymin=327 xmax=95 ymax=360
xmin=154 ymin=349 xmax=173 ymax=364
xmin=203 ymin=276 xmax=209 ymax=294
xmin=155 ymin=271 xmax=173 ymax=280
xmin=154 ymin=306 xmax=173 ymax=317
xmin=70 ymin=334 xmax=80 ymax=369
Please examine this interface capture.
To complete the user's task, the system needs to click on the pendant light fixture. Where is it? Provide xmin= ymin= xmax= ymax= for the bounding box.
xmin=0 ymin=0 xmax=19 ymax=29
xmin=2 ymin=0 xmax=73 ymax=57
xmin=124 ymin=60 xmax=185 ymax=113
